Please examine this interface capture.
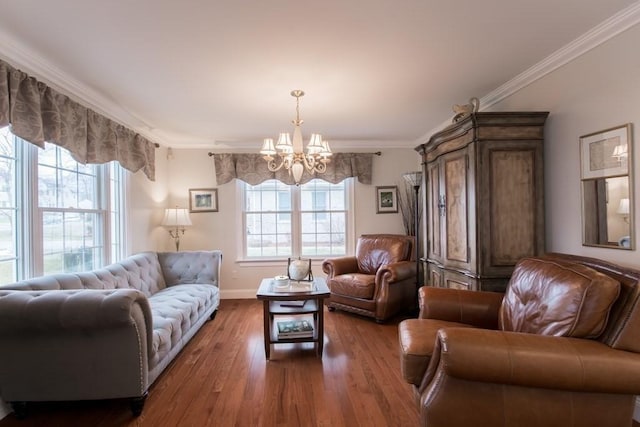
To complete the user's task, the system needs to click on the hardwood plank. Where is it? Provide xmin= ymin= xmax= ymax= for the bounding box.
xmin=0 ymin=299 xmax=419 ymax=426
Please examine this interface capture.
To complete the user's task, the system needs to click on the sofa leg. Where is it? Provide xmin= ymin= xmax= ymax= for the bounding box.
xmin=10 ymin=401 xmax=27 ymax=419
xmin=130 ymin=392 xmax=148 ymax=417
xmin=209 ymin=310 xmax=218 ymax=321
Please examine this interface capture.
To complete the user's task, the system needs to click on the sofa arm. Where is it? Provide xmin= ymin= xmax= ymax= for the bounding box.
xmin=436 ymin=327 xmax=640 ymax=394
xmin=322 ymin=256 xmax=359 ymax=278
xmin=0 ymin=289 xmax=154 ymax=402
xmin=158 ymin=250 xmax=222 ymax=287
xmin=418 ymin=287 xmax=502 ymax=329
xmin=0 ymin=288 xmax=152 ymax=332
xmin=377 ymin=260 xmax=415 ymax=283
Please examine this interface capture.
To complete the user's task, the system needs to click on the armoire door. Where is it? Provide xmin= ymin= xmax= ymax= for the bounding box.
xmin=441 ymin=147 xmax=475 ymax=273
xmin=426 ymin=160 xmax=442 ymax=264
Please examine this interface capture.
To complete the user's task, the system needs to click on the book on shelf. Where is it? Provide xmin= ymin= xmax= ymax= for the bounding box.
xmin=277 ymin=319 xmax=314 ymax=338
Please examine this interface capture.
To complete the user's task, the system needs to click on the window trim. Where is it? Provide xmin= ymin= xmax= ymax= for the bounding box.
xmin=236 ymin=178 xmax=355 ymax=264
xmin=0 ymin=130 xmax=127 ymax=284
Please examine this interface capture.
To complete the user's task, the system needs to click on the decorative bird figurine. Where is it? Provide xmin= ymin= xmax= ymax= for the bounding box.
xmin=452 ymin=97 xmax=480 ymax=122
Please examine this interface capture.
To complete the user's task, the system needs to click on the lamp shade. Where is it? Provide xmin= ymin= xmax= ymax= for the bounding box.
xmin=260 ymin=138 xmax=276 ymax=156
xmin=161 ymin=208 xmax=192 ymax=227
xmin=403 ymin=171 xmax=422 ymax=187
xmin=617 ymin=198 xmax=630 ymax=215
xmin=306 ymin=133 xmax=324 ymax=154
xmin=319 ymin=140 xmax=332 ymax=157
xmin=612 ymin=144 xmax=628 ymax=159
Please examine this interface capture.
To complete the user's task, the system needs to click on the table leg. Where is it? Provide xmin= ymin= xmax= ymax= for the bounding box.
xmin=316 ymin=298 xmax=324 ymax=357
xmin=263 ymin=300 xmax=270 ymax=359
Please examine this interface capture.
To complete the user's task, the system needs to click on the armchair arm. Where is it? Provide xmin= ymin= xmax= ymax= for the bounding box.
xmin=377 ymin=260 xmax=415 ymax=283
xmin=436 ymin=327 xmax=640 ymax=394
xmin=418 ymin=286 xmax=503 ymax=329
xmin=322 ymin=256 xmax=359 ymax=278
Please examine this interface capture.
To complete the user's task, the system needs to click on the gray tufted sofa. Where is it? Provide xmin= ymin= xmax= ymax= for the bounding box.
xmin=0 ymin=250 xmax=221 ymax=418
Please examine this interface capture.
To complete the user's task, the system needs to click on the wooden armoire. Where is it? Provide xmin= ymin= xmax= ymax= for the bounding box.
xmin=416 ymin=112 xmax=549 ymax=292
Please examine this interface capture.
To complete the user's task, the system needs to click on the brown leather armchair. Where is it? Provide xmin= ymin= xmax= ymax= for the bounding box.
xmin=322 ymin=234 xmax=416 ymax=323
xmin=398 ymin=253 xmax=640 ymax=427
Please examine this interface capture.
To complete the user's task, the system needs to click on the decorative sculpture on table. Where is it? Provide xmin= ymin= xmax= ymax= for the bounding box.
xmin=287 ymin=257 xmax=313 ymax=282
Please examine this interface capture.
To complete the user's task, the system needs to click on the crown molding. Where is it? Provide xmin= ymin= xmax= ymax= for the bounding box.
xmin=2 ymin=2 xmax=639 ymax=152
xmin=416 ymin=1 xmax=640 ymax=145
xmin=0 ymin=29 xmax=165 ymax=146
xmin=481 ymin=1 xmax=640 ymax=108
xmin=0 ymin=34 xmax=411 ymax=152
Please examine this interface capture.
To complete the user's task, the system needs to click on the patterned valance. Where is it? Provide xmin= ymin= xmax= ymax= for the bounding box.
xmin=0 ymin=59 xmax=156 ymax=180
xmin=213 ymin=153 xmax=374 ymax=186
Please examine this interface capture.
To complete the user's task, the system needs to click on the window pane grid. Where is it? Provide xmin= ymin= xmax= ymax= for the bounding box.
xmin=0 ymin=127 xmax=18 ymax=283
xmin=109 ymin=162 xmax=124 ymax=262
xmin=246 ymin=180 xmax=293 ymax=257
xmin=0 ymin=131 xmax=124 ymax=283
xmin=244 ymin=179 xmax=348 ymax=258
xmin=41 ymin=210 xmax=102 ymax=275
xmin=38 ymin=145 xmax=98 ymax=210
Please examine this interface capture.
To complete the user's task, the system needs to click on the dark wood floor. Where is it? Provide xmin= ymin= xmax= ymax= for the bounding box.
xmin=0 ymin=299 xmax=419 ymax=427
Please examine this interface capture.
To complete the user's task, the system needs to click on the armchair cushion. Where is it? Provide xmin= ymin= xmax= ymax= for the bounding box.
xmin=355 ymin=234 xmax=412 ymax=274
xmin=329 ymin=273 xmax=376 ymax=299
xmin=500 ymin=258 xmax=620 ymax=338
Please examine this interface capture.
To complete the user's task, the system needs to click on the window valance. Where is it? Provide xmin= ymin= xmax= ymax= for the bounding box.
xmin=0 ymin=59 xmax=157 ymax=180
xmin=213 ymin=153 xmax=374 ymax=186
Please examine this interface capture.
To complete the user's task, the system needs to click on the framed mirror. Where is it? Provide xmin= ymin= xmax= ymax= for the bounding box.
xmin=580 ymin=124 xmax=633 ymax=249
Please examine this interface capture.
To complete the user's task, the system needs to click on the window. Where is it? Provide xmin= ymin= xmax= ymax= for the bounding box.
xmin=243 ymin=179 xmax=351 ymax=259
xmin=0 ymin=127 xmax=126 ymax=284
xmin=0 ymin=130 xmax=18 ymax=282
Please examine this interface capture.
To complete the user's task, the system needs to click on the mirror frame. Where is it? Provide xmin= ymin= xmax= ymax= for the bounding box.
xmin=580 ymin=123 xmax=634 ymax=250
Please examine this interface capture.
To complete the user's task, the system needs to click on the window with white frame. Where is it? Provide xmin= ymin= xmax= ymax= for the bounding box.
xmin=0 ymin=129 xmax=19 ymax=282
xmin=243 ymin=179 xmax=350 ymax=259
xmin=0 ymin=126 xmax=126 ymax=284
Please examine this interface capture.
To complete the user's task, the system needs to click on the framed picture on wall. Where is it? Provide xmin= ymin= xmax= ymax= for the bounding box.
xmin=580 ymin=124 xmax=631 ymax=180
xmin=376 ymin=186 xmax=398 ymax=214
xmin=189 ymin=188 xmax=218 ymax=212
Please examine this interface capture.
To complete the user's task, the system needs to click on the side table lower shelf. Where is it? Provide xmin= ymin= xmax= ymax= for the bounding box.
xmin=264 ymin=300 xmax=323 ymax=359
xmin=256 ymin=277 xmax=330 ymax=360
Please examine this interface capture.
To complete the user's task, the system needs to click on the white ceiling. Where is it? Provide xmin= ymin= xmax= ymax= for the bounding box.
xmin=0 ymin=0 xmax=638 ymax=150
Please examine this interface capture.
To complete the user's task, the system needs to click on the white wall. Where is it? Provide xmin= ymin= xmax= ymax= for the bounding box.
xmin=127 ymin=146 xmax=171 ymax=254
xmin=141 ymin=147 xmax=420 ymax=298
xmin=487 ymin=23 xmax=640 ymax=267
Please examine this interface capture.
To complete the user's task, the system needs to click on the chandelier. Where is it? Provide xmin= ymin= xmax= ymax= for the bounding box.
xmin=260 ymin=90 xmax=332 ymax=185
